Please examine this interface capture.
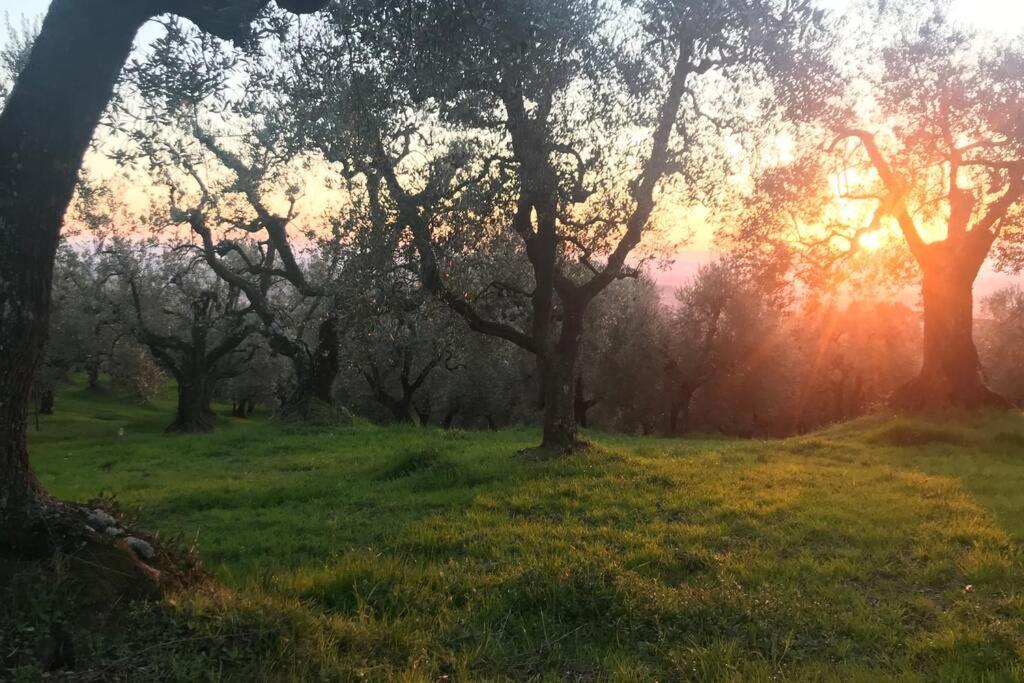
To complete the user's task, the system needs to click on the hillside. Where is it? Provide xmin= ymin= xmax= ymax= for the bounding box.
xmin=5 ymin=377 xmax=1024 ymax=680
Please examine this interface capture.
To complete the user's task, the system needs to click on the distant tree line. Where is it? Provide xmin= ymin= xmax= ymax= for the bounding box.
xmin=40 ymin=239 xmax=1024 ymax=437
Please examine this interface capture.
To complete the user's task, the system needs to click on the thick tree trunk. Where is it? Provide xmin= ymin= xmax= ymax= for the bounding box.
xmin=540 ymin=355 xmax=577 ymax=451
xmin=0 ymin=1 xmax=148 ymax=538
xmin=381 ymin=392 xmax=420 ymax=425
xmin=390 ymin=398 xmax=413 ymax=423
xmin=278 ymin=317 xmax=340 ymax=420
xmin=574 ymin=376 xmax=597 ymax=429
xmin=538 ymin=305 xmax=584 ymax=454
xmin=0 ymin=385 xmax=44 ymax=539
xmin=280 ymin=357 xmax=314 ymax=418
xmin=0 ymin=0 xmax=326 ymax=552
xmin=891 ymin=260 xmax=1008 ymax=411
xmin=308 ymin=316 xmax=340 ymax=404
xmin=668 ymin=385 xmax=695 ymax=435
xmin=167 ymin=374 xmax=215 ymax=433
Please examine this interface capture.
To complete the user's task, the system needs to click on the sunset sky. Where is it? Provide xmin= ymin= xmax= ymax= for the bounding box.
xmin=2 ymin=0 xmax=1023 ymax=296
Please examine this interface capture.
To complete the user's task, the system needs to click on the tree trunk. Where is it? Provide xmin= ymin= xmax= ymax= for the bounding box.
xmin=382 ymin=392 xmax=422 ymax=425
xmin=39 ymin=390 xmax=55 ymax=416
xmin=278 ymin=317 xmax=340 ymax=420
xmin=413 ymin=404 xmax=430 ymax=427
xmin=167 ymin=374 xmax=215 ymax=433
xmin=308 ymin=316 xmax=340 ymax=404
xmin=539 ymin=305 xmax=584 ymax=454
xmin=232 ymin=398 xmax=255 ymax=418
xmin=891 ymin=259 xmax=1008 ymax=411
xmin=574 ymin=375 xmax=597 ymax=429
xmin=0 ymin=1 xmax=148 ymax=537
xmin=442 ymin=403 xmax=459 ymax=429
xmin=86 ymin=360 xmax=101 ymax=390
xmin=668 ymin=385 xmax=695 ymax=435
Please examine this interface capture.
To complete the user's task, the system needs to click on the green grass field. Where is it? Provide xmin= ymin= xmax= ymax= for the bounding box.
xmin=11 ymin=376 xmax=1024 ymax=680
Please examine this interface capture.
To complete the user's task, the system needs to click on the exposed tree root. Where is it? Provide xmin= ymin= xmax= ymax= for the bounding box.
xmin=1 ymin=498 xmax=212 ymax=678
xmin=1 ymin=496 xmax=204 ymax=602
xmin=890 ymin=374 xmax=1011 ymax=413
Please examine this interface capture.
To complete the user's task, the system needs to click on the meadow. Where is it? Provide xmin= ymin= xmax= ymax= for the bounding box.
xmin=7 ymin=376 xmax=1024 ymax=681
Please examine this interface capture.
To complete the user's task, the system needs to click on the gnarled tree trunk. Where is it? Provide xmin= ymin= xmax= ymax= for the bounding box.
xmin=539 ymin=303 xmax=584 ymax=453
xmin=278 ymin=316 xmax=341 ymax=420
xmin=891 ymin=255 xmax=1007 ymax=411
xmin=0 ymin=1 xmax=149 ymax=541
xmin=0 ymin=0 xmax=329 ymax=551
xmin=167 ymin=372 xmax=216 ymax=433
xmin=307 ymin=315 xmax=340 ymax=405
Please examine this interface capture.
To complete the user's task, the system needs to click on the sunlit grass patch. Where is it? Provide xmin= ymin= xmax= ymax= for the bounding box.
xmin=15 ymin=382 xmax=1024 ymax=679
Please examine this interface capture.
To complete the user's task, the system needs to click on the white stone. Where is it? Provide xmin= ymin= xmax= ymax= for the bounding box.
xmin=125 ymin=537 xmax=156 ymax=561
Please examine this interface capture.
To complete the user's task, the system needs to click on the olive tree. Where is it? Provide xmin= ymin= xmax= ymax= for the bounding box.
xmin=736 ymin=8 xmax=1024 ymax=410
xmin=0 ymin=0 xmax=326 ymax=551
xmin=100 ymin=239 xmax=258 ymax=432
xmin=114 ymin=17 xmax=368 ymax=421
xmin=287 ymin=0 xmax=829 ymax=454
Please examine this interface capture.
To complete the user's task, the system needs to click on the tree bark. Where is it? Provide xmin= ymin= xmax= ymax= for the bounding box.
xmin=86 ymin=360 xmax=101 ymax=390
xmin=374 ymin=389 xmax=418 ymax=425
xmin=0 ymin=0 xmax=328 ymax=549
xmin=167 ymin=373 xmax=216 ymax=433
xmin=891 ymin=257 xmax=1008 ymax=410
xmin=0 ymin=1 xmax=149 ymax=537
xmin=308 ymin=316 xmax=340 ymax=404
xmin=668 ymin=384 xmax=696 ymax=435
xmin=39 ymin=390 xmax=55 ymax=416
xmin=278 ymin=316 xmax=340 ymax=420
xmin=574 ymin=376 xmax=598 ymax=429
xmin=539 ymin=303 xmax=584 ymax=453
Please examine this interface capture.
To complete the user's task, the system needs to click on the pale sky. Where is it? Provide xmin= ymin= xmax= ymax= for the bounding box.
xmin=816 ymin=0 xmax=1024 ymax=32
xmin=0 ymin=0 xmax=44 ymax=20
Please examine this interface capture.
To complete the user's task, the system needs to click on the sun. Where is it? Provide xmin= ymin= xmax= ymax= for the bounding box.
xmin=857 ymin=230 xmax=886 ymax=252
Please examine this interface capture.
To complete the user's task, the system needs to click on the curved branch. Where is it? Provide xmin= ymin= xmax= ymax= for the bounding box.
xmin=831 ymin=128 xmax=927 ymax=262
xmin=581 ymin=38 xmax=692 ymax=301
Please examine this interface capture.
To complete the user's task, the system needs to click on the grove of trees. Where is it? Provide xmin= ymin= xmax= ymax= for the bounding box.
xmin=2 ymin=0 xmax=1023 ymax=555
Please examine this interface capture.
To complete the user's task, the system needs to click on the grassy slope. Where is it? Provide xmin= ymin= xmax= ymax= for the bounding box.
xmin=17 ymin=376 xmax=1024 ymax=681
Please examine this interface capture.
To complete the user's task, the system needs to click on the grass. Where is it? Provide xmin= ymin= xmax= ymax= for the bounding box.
xmin=8 ymin=375 xmax=1024 ymax=680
